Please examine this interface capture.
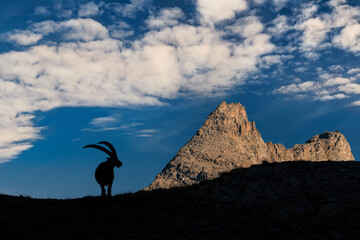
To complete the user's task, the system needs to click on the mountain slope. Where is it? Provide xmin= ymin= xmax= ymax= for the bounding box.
xmin=147 ymin=101 xmax=354 ymax=190
xmin=1 ymin=161 xmax=360 ymax=239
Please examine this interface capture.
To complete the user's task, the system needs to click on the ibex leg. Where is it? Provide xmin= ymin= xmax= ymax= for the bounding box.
xmin=101 ymin=185 xmax=106 ymax=197
xmin=107 ymin=183 xmax=112 ymax=197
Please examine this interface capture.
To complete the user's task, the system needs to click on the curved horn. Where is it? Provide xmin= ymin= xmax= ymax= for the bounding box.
xmin=98 ymin=141 xmax=118 ymax=157
xmin=83 ymin=144 xmax=112 ymax=157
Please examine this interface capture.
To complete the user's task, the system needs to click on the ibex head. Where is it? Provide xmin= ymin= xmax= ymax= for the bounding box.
xmin=83 ymin=141 xmax=122 ymax=168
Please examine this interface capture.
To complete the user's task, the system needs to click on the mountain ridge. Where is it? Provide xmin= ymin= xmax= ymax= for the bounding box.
xmin=1 ymin=161 xmax=359 ymax=239
xmin=147 ymin=101 xmax=355 ymax=190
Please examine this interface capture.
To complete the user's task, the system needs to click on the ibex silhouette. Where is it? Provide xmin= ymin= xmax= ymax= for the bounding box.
xmin=83 ymin=141 xmax=122 ymax=197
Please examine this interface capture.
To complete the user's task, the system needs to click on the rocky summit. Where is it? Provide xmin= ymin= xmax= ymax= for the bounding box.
xmin=147 ymin=101 xmax=355 ymax=190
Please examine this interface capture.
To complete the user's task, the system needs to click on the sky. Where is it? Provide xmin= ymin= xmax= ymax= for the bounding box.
xmin=0 ymin=0 xmax=359 ymax=198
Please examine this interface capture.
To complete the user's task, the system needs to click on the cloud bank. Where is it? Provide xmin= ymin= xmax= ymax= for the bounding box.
xmin=0 ymin=0 xmax=276 ymax=162
xmin=0 ymin=0 xmax=359 ymax=162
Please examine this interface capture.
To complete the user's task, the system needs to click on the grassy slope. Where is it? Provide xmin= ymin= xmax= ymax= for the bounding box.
xmin=1 ymin=161 xmax=359 ymax=239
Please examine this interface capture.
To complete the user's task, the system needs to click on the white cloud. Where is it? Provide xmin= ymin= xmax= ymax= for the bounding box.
xmin=3 ymin=30 xmax=43 ymax=46
xmin=138 ymin=129 xmax=157 ymax=134
xmin=61 ymin=18 xmax=109 ymax=41
xmin=328 ymin=65 xmax=345 ymax=72
xmin=109 ymin=21 xmax=134 ymax=39
xmin=227 ymin=16 xmax=263 ymax=37
xmin=110 ymin=0 xmax=152 ymax=19
xmin=268 ymin=15 xmax=291 ymax=37
xmin=351 ymin=100 xmax=360 ymax=106
xmin=90 ymin=116 xmax=120 ymax=127
xmin=136 ymin=134 xmax=152 ymax=138
xmin=197 ymin=0 xmax=247 ymax=25
xmin=275 ymin=72 xmax=358 ymax=102
xmin=0 ymin=3 xmax=276 ymax=162
xmin=253 ymin=0 xmax=266 ymax=4
xmin=34 ymin=6 xmax=50 ymax=16
xmin=275 ymin=67 xmax=360 ymax=104
xmin=333 ymin=23 xmax=360 ymax=53
xmin=324 ymin=77 xmax=351 ymax=86
xmin=135 ymin=129 xmax=157 ymax=137
xmin=294 ymin=67 xmax=307 ymax=73
xmin=348 ymin=68 xmax=360 ymax=74
xmin=300 ymin=17 xmax=329 ymax=50
xmin=299 ymin=3 xmax=319 ymax=21
xmin=295 ymin=1 xmax=360 ymax=55
xmin=329 ymin=0 xmax=360 ymax=28
xmin=272 ymin=0 xmax=289 ymax=11
xmin=54 ymin=3 xmax=74 ymax=18
xmin=29 ymin=18 xmax=109 ymax=42
xmin=276 ymin=81 xmax=317 ymax=94
xmin=0 ymin=144 xmax=33 ymax=163
xmin=31 ymin=21 xmax=59 ymax=35
xmin=146 ymin=8 xmax=184 ymax=29
xmin=338 ymin=83 xmax=360 ymax=95
xmin=260 ymin=55 xmax=282 ymax=67
xmin=78 ymin=2 xmax=104 ymax=17
xmin=318 ymin=93 xmax=346 ymax=101
xmin=328 ymin=0 xmax=347 ymax=8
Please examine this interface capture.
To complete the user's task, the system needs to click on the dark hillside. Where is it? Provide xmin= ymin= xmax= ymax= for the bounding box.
xmin=1 ymin=161 xmax=359 ymax=239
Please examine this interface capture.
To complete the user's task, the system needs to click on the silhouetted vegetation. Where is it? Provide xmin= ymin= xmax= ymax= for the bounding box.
xmin=1 ymin=161 xmax=359 ymax=239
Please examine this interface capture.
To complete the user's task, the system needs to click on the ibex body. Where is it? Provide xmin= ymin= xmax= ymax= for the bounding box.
xmin=83 ymin=141 xmax=122 ymax=197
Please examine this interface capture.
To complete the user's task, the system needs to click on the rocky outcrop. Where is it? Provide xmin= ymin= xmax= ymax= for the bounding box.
xmin=147 ymin=101 xmax=355 ymax=190
xmin=266 ymin=131 xmax=354 ymax=163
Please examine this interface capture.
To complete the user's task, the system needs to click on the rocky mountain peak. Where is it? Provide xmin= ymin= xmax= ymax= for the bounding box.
xmin=212 ymin=101 xmax=248 ymax=123
xmin=146 ymin=102 xmax=355 ymax=190
xmin=198 ymin=101 xmax=257 ymax=138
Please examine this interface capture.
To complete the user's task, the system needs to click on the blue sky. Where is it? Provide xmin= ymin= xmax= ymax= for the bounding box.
xmin=0 ymin=0 xmax=359 ymax=198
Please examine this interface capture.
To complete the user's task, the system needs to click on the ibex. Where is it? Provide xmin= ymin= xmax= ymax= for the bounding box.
xmin=83 ymin=141 xmax=122 ymax=197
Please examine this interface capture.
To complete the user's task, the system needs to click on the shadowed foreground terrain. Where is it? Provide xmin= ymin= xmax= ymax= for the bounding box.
xmin=1 ymin=161 xmax=359 ymax=239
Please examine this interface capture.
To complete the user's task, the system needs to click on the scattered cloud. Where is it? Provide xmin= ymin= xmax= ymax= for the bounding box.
xmin=90 ymin=116 xmax=120 ymax=128
xmin=108 ymin=21 xmax=134 ymax=39
xmin=197 ymin=0 xmax=247 ymax=25
xmin=54 ymin=3 xmax=74 ymax=18
xmin=226 ymin=16 xmax=263 ymax=37
xmin=299 ymin=17 xmax=329 ymax=51
xmin=351 ymin=100 xmax=360 ymax=106
xmin=0 ymin=4 xmax=274 ymax=160
xmin=2 ymin=30 xmax=43 ymax=46
xmin=338 ymin=83 xmax=360 ymax=95
xmin=272 ymin=0 xmax=290 ymax=11
xmin=34 ymin=6 xmax=50 ymax=16
xmin=137 ymin=129 xmax=157 ymax=134
xmin=267 ymin=15 xmax=291 ymax=37
xmin=31 ymin=20 xmax=59 ymax=34
xmin=78 ymin=2 xmax=104 ymax=17
xmin=146 ymin=8 xmax=184 ymax=29
xmin=333 ymin=23 xmax=360 ymax=53
xmin=328 ymin=65 xmax=345 ymax=72
xmin=276 ymin=81 xmax=318 ymax=94
xmin=295 ymin=0 xmax=360 ymax=56
xmin=0 ymin=144 xmax=33 ymax=163
xmin=109 ymin=0 xmax=153 ymax=19
xmin=134 ymin=129 xmax=157 ymax=138
xmin=0 ymin=0 xmax=359 ymax=162
xmin=324 ymin=77 xmax=351 ymax=86
xmin=61 ymin=18 xmax=109 ymax=41
xmin=317 ymin=93 xmax=347 ymax=101
xmin=275 ymin=71 xmax=359 ymax=103
xmin=136 ymin=134 xmax=153 ymax=138
xmin=348 ymin=68 xmax=360 ymax=74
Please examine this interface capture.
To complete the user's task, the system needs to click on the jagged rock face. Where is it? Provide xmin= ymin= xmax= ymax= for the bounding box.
xmin=147 ymin=101 xmax=355 ymax=190
xmin=266 ymin=131 xmax=355 ymax=162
